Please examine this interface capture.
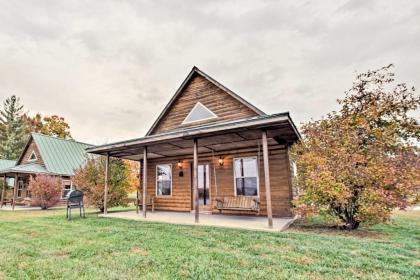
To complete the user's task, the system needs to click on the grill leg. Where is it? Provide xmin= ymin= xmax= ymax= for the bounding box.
xmin=66 ymin=206 xmax=69 ymax=220
xmin=82 ymin=206 xmax=86 ymax=218
xmin=79 ymin=205 xmax=82 ymax=217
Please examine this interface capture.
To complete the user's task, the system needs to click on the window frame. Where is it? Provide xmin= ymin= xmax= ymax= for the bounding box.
xmin=17 ymin=180 xmax=24 ymax=198
xmin=233 ymin=156 xmax=260 ymax=197
xmin=62 ymin=180 xmax=72 ymax=199
xmin=181 ymin=102 xmax=218 ymax=125
xmin=28 ymin=150 xmax=37 ymax=162
xmin=156 ymin=164 xmax=172 ymax=197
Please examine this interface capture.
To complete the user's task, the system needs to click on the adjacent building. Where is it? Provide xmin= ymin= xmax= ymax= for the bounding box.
xmin=0 ymin=133 xmax=92 ymax=208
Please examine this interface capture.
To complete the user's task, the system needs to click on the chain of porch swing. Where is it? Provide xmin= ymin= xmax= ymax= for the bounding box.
xmin=211 ymin=149 xmax=218 ymax=199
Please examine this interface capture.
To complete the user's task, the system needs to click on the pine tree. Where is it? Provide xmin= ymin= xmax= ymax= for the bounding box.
xmin=0 ymin=95 xmax=27 ymax=160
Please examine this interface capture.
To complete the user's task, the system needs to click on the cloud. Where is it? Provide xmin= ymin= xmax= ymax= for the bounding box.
xmin=0 ymin=0 xmax=418 ymax=145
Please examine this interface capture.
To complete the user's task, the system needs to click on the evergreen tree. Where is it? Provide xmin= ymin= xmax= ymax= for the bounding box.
xmin=0 ymin=95 xmax=27 ymax=160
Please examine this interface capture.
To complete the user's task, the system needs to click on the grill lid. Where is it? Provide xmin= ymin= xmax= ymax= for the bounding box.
xmin=67 ymin=190 xmax=84 ymax=203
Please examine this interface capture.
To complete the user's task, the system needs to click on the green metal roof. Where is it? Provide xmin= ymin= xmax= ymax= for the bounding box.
xmin=0 ymin=159 xmax=16 ymax=171
xmin=32 ymin=133 xmax=93 ymax=176
xmin=1 ymin=162 xmax=49 ymax=174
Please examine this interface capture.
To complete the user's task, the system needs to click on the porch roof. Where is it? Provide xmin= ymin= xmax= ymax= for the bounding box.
xmin=0 ymin=159 xmax=16 ymax=171
xmin=0 ymin=162 xmax=51 ymax=176
xmin=87 ymin=112 xmax=300 ymax=160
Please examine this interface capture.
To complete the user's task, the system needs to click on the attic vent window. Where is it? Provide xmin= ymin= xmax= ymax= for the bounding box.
xmin=182 ymin=102 xmax=217 ymax=124
xmin=28 ymin=151 xmax=37 ymax=161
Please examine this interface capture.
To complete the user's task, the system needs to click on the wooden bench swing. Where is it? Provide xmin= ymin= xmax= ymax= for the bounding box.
xmin=215 ymin=196 xmax=260 ymax=214
xmin=211 ymin=150 xmax=260 ymax=215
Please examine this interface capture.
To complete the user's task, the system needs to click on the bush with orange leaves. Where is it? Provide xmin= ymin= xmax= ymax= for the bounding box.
xmin=291 ymin=65 xmax=420 ymax=229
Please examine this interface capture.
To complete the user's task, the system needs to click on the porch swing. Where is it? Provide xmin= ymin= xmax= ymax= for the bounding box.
xmin=213 ymin=144 xmax=260 ymax=215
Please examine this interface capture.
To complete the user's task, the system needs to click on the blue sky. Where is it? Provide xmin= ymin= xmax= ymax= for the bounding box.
xmin=0 ymin=0 xmax=418 ymax=144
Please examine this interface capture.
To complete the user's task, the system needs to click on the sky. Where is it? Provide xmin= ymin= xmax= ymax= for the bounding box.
xmin=0 ymin=0 xmax=419 ymax=145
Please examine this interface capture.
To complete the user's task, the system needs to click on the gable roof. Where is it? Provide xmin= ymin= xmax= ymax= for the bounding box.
xmin=16 ymin=133 xmax=93 ymax=176
xmin=146 ymin=66 xmax=265 ymax=136
xmin=0 ymin=159 xmax=16 ymax=171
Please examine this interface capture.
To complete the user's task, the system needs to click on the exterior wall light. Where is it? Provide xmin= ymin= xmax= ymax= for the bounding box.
xmin=218 ymin=156 xmax=224 ymax=166
xmin=177 ymin=160 xmax=182 ymax=169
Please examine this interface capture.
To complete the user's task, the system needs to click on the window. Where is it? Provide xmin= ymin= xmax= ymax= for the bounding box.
xmin=28 ymin=151 xmax=37 ymax=161
xmin=234 ymin=157 xmax=259 ymax=196
xmin=62 ymin=181 xmax=72 ymax=198
xmin=182 ymin=102 xmax=217 ymax=124
xmin=156 ymin=164 xmax=172 ymax=196
xmin=17 ymin=180 xmax=24 ymax=198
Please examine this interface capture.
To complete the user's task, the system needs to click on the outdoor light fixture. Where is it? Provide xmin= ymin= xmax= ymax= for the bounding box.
xmin=218 ymin=156 xmax=224 ymax=166
xmin=177 ymin=160 xmax=182 ymax=169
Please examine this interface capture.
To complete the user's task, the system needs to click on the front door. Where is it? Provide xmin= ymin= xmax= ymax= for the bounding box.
xmin=198 ymin=164 xmax=210 ymax=208
xmin=191 ymin=164 xmax=211 ymax=210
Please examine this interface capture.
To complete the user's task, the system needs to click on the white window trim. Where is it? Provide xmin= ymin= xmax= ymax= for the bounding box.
xmin=182 ymin=102 xmax=218 ymax=124
xmin=17 ymin=180 xmax=24 ymax=198
xmin=233 ymin=156 xmax=260 ymax=197
xmin=156 ymin=164 xmax=172 ymax=197
xmin=28 ymin=150 xmax=37 ymax=162
xmin=62 ymin=180 xmax=72 ymax=199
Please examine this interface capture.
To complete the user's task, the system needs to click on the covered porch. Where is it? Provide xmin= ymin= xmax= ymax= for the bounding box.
xmin=100 ymin=210 xmax=295 ymax=232
xmin=87 ymin=113 xmax=300 ymax=229
xmin=0 ymin=163 xmax=72 ymax=210
xmin=0 ymin=163 xmax=45 ymax=210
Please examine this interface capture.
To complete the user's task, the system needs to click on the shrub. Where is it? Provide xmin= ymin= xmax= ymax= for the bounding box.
xmin=291 ymin=65 xmax=420 ymax=229
xmin=73 ymin=157 xmax=132 ymax=212
xmin=28 ymin=174 xmax=62 ymax=209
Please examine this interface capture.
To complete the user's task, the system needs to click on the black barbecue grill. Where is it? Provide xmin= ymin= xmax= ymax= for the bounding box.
xmin=66 ymin=190 xmax=85 ymax=220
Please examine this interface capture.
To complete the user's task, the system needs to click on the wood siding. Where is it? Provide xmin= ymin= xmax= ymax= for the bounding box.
xmin=19 ymin=140 xmax=45 ymax=166
xmin=150 ymin=74 xmax=260 ymax=135
xmin=144 ymin=146 xmax=292 ymax=217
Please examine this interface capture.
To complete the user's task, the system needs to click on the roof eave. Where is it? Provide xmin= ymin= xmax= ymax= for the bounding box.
xmin=87 ymin=113 xmax=297 ymax=154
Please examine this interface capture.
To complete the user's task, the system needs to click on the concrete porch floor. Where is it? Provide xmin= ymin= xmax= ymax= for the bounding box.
xmin=100 ymin=210 xmax=295 ymax=232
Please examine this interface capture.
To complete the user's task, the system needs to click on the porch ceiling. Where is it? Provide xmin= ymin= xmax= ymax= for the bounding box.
xmin=87 ymin=113 xmax=300 ymax=160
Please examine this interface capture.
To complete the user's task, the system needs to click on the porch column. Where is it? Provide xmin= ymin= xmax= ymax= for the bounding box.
xmin=12 ymin=173 xmax=18 ymax=211
xmin=262 ymin=131 xmax=273 ymax=228
xmin=193 ymin=138 xmax=199 ymax=223
xmin=104 ymin=153 xmax=110 ymax=215
xmin=142 ymin=147 xmax=147 ymax=218
xmin=0 ymin=175 xmax=6 ymax=208
xmin=136 ymin=160 xmax=141 ymax=214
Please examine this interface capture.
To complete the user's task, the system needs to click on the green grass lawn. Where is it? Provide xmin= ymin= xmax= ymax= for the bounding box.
xmin=0 ymin=209 xmax=419 ymax=280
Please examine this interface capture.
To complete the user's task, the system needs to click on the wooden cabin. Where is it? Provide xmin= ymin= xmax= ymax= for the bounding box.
xmin=0 ymin=133 xmax=92 ymax=209
xmin=87 ymin=67 xmax=300 ymax=227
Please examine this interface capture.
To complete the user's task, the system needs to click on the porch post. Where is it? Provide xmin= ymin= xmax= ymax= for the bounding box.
xmin=0 ymin=175 xmax=6 ymax=208
xmin=12 ymin=173 xmax=18 ymax=211
xmin=262 ymin=131 xmax=273 ymax=228
xmin=193 ymin=138 xmax=199 ymax=223
xmin=104 ymin=153 xmax=110 ymax=215
xmin=136 ymin=160 xmax=141 ymax=214
xmin=142 ymin=147 xmax=147 ymax=218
